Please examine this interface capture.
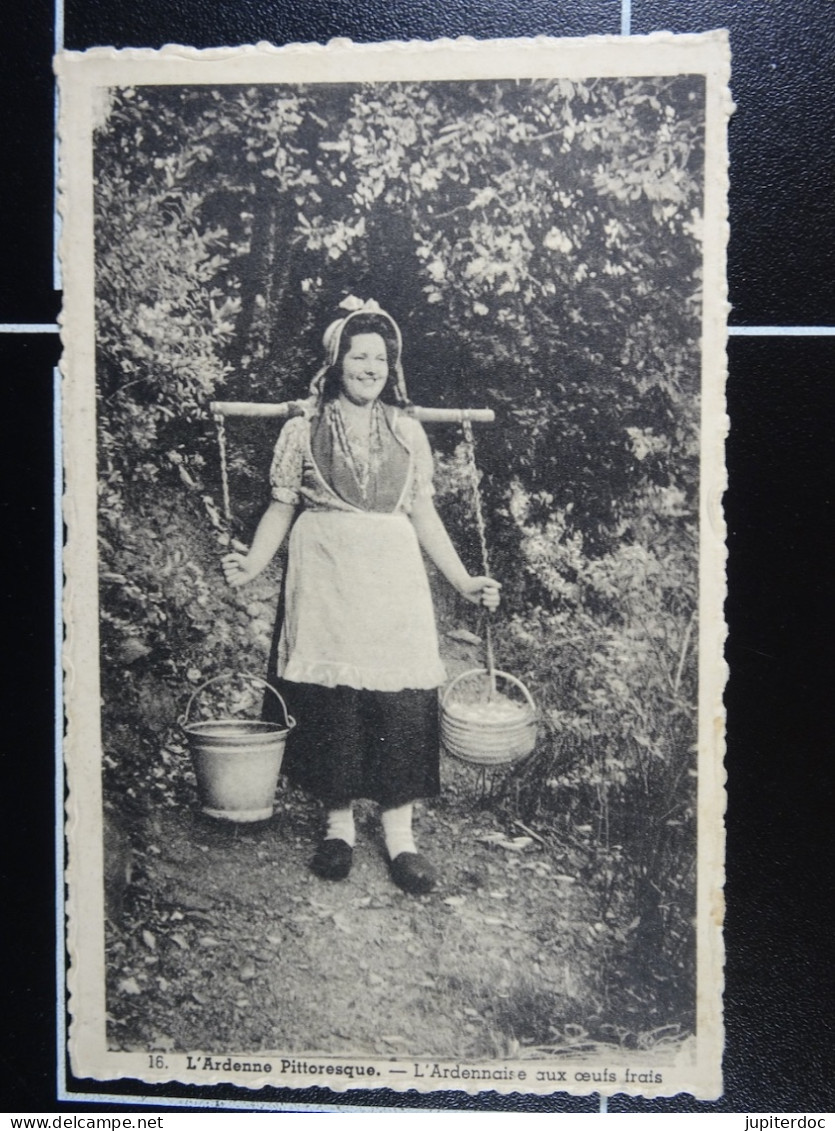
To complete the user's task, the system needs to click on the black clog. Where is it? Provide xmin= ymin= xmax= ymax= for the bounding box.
xmin=389 ymin=851 xmax=437 ymax=895
xmin=311 ymin=838 xmax=353 ymax=881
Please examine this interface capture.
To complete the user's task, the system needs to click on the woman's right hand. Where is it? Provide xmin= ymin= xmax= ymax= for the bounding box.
xmin=222 ymin=551 xmax=259 ymax=588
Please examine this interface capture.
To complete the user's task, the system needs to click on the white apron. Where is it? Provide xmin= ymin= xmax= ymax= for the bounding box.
xmin=277 ymin=509 xmax=447 ymax=692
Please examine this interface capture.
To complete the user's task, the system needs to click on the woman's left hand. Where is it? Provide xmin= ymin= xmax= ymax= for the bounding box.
xmin=460 ymin=576 xmax=502 ymax=611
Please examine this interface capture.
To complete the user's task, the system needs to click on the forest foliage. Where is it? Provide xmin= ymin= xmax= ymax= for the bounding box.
xmin=94 ymin=75 xmax=705 ymax=1029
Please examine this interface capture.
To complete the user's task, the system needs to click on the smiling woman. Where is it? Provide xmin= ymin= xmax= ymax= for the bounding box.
xmin=221 ymin=297 xmax=501 ymax=895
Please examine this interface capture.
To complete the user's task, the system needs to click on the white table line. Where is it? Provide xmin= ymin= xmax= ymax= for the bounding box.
xmin=728 ymin=326 xmax=835 ymax=337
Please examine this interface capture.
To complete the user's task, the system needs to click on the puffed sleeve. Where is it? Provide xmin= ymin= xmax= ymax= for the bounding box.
xmin=269 ymin=416 xmax=307 ymax=505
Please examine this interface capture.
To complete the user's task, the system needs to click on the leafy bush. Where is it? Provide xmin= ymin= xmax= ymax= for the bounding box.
xmin=490 ymin=475 xmax=698 ymax=1024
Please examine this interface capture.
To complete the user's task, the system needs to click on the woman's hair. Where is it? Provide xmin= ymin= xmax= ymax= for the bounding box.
xmin=319 ymin=313 xmax=401 ymax=404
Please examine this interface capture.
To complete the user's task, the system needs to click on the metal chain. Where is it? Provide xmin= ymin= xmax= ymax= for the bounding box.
xmin=461 ymin=419 xmax=496 ymax=696
xmin=213 ymin=412 xmax=232 ymax=527
xmin=462 ymin=419 xmax=490 ymax=577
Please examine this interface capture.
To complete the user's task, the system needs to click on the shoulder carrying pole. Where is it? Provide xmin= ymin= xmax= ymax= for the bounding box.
xmin=209 ymin=400 xmax=495 ymax=425
xmin=210 ymin=399 xmax=495 ymax=534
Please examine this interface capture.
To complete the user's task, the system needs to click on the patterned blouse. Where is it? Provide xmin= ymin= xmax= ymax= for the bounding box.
xmin=269 ymin=404 xmax=435 ymax=515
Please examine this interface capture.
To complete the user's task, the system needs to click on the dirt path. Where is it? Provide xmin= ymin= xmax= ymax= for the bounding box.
xmin=108 ymin=775 xmax=600 ymax=1059
xmin=106 ymin=638 xmax=600 ymax=1059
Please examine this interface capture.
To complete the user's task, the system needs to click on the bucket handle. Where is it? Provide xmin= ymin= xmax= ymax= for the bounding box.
xmin=441 ymin=667 xmax=537 ymax=715
xmin=179 ymin=672 xmax=295 ymax=731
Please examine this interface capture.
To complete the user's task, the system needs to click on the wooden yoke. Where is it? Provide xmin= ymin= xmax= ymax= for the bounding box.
xmin=209 ymin=400 xmax=495 ymax=425
xmin=209 ymin=399 xmax=494 ymax=527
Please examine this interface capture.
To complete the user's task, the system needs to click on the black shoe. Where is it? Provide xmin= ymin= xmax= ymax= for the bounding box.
xmin=389 ymin=852 xmax=436 ymax=895
xmin=311 ymin=838 xmax=353 ymax=881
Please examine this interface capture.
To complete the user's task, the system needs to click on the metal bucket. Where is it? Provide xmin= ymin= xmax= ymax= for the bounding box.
xmin=441 ymin=668 xmax=538 ymax=767
xmin=180 ymin=673 xmax=295 ymax=823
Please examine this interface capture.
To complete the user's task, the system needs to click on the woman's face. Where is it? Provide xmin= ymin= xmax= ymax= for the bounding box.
xmin=339 ymin=332 xmax=389 ymax=406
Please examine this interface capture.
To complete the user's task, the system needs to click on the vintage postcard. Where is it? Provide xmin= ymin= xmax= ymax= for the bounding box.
xmin=57 ymin=32 xmax=730 ymax=1102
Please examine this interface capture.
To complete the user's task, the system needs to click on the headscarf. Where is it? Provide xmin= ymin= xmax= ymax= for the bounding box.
xmin=308 ymin=296 xmax=408 ymax=405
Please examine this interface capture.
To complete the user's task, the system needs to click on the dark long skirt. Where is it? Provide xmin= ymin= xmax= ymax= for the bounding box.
xmin=262 ymin=577 xmax=441 ymax=809
xmin=263 ymin=678 xmax=441 ymax=809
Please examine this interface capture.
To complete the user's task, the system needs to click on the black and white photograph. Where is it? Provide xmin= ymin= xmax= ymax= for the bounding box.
xmin=58 ymin=33 xmax=729 ymax=1100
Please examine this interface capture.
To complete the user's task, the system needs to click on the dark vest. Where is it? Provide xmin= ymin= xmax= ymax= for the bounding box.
xmin=310 ymin=402 xmax=411 ymax=513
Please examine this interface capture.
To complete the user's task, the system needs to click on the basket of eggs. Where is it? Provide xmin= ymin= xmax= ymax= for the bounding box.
xmin=440 ymin=665 xmax=538 ymax=767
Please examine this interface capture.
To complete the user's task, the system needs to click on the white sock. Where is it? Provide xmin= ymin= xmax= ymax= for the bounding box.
xmin=325 ymin=805 xmax=355 ymax=847
xmin=381 ymin=803 xmax=417 ymax=860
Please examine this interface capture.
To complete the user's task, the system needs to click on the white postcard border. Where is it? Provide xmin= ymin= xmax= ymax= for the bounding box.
xmin=57 ymin=31 xmax=731 ymax=1101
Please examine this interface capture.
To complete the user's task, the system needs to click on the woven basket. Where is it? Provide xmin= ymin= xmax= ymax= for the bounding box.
xmin=440 ymin=667 xmax=538 ymax=767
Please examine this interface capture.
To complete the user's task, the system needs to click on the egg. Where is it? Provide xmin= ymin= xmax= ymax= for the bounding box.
xmin=445 ymin=694 xmax=528 ymax=723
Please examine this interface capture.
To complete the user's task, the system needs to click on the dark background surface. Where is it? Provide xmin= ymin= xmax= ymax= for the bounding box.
xmin=3 ymin=0 xmax=834 ymax=1114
